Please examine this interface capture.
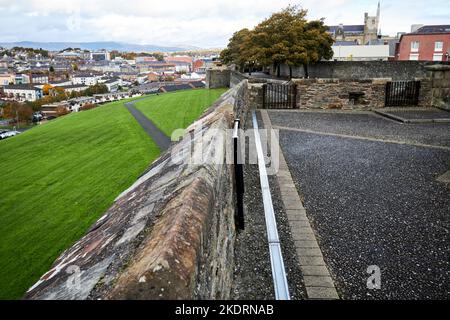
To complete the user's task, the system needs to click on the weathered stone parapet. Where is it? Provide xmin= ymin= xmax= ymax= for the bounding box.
xmin=426 ymin=64 xmax=450 ymax=110
xmin=418 ymin=78 xmax=433 ymax=108
xmin=230 ymin=70 xmax=249 ymax=88
xmin=25 ymin=82 xmax=249 ymax=300
xmin=247 ymin=83 xmax=264 ymax=111
xmin=206 ymin=67 xmax=231 ymax=89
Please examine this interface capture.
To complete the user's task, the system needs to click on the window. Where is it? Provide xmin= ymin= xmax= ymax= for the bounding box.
xmin=409 ymin=53 xmax=419 ymax=61
xmin=411 ymin=41 xmax=420 ymax=52
xmin=435 ymin=41 xmax=443 ymax=51
xmin=433 ymin=53 xmax=443 ymax=61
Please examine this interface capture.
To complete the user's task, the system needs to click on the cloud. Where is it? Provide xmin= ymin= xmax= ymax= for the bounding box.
xmin=0 ymin=0 xmax=449 ymax=47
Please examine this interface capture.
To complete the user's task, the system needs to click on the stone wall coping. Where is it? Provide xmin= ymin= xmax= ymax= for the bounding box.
xmin=248 ymin=82 xmax=265 ymax=88
xmin=230 ymin=70 xmax=249 ymax=78
xmin=292 ymin=77 xmax=392 ymax=84
xmin=425 ymin=64 xmax=450 ymax=71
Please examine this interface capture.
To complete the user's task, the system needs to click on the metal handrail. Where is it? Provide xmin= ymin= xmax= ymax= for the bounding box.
xmin=233 ymin=119 xmax=245 ymax=230
xmin=251 ymin=110 xmax=290 ymax=300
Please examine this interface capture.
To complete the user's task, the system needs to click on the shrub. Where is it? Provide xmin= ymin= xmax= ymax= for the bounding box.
xmin=56 ymin=106 xmax=70 ymax=117
xmin=80 ymin=103 xmax=98 ymax=111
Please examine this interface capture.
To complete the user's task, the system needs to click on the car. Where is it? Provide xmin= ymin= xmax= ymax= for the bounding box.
xmin=32 ymin=112 xmax=43 ymax=123
xmin=0 ymin=129 xmax=10 ymax=138
xmin=0 ymin=130 xmax=20 ymax=140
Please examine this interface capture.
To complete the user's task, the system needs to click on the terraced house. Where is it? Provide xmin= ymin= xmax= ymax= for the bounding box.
xmin=396 ymin=25 xmax=450 ymax=61
xmin=2 ymin=84 xmax=43 ymax=101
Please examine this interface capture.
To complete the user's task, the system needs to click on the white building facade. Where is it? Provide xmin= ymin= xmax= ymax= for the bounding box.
xmin=3 ymin=84 xmax=43 ymax=101
xmin=331 ymin=44 xmax=390 ymax=61
xmin=72 ymin=74 xmax=101 ymax=86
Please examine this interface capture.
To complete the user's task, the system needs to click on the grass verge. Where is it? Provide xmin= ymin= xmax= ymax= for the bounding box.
xmin=134 ymin=88 xmax=227 ymax=138
xmin=0 ymin=98 xmax=159 ymax=299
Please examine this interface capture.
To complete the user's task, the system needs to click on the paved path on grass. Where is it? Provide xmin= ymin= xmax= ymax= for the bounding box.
xmin=124 ymin=98 xmax=171 ymax=151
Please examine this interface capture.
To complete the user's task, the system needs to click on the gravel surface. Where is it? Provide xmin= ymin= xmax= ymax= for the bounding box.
xmin=232 ymin=162 xmax=275 ymax=300
xmin=278 ymin=128 xmax=450 ymax=299
xmin=268 ymin=111 xmax=450 ymax=147
xmin=231 ymin=114 xmax=306 ymax=300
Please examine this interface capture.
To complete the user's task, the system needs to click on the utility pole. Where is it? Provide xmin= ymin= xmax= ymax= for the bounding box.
xmin=15 ymin=105 xmax=19 ymax=130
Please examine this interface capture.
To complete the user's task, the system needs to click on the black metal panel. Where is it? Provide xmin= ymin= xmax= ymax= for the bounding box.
xmin=385 ymin=81 xmax=421 ymax=107
xmin=233 ymin=119 xmax=245 ymax=230
xmin=262 ymin=83 xmax=298 ymax=109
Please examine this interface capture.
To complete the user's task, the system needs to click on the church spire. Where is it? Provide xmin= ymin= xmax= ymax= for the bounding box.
xmin=376 ymin=1 xmax=381 ymax=35
xmin=377 ymin=1 xmax=381 ymax=22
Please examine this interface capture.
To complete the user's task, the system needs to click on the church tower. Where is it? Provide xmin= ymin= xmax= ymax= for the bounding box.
xmin=364 ymin=1 xmax=380 ymax=43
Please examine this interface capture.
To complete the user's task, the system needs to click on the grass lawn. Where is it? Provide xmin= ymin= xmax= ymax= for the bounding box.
xmin=0 ymin=97 xmax=160 ymax=299
xmin=134 ymin=88 xmax=227 ymax=138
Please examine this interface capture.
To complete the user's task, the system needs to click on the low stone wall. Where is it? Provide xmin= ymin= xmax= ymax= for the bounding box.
xmin=292 ymin=78 xmax=432 ymax=109
xmin=427 ymin=64 xmax=450 ymax=110
xmin=25 ymin=82 xmax=249 ymax=300
xmin=293 ymin=78 xmax=387 ymax=109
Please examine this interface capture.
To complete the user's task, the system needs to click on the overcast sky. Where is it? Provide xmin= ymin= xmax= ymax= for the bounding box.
xmin=0 ymin=0 xmax=449 ymax=48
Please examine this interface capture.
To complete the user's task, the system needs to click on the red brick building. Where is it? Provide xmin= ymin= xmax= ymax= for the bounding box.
xmin=193 ymin=60 xmax=206 ymax=73
xmin=396 ymin=25 xmax=450 ymax=61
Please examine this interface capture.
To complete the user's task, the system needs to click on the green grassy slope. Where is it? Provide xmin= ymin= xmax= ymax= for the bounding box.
xmin=134 ymin=88 xmax=227 ymax=138
xmin=0 ymin=98 xmax=160 ymax=299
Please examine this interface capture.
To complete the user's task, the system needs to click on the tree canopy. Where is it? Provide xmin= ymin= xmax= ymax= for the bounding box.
xmin=220 ymin=5 xmax=333 ymax=78
xmin=2 ymin=102 xmax=33 ymax=123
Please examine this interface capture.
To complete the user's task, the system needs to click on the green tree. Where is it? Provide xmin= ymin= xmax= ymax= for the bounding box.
xmin=292 ymin=19 xmax=334 ymax=78
xmin=220 ymin=28 xmax=254 ymax=72
xmin=152 ymin=52 xmax=164 ymax=61
xmin=42 ymin=84 xmax=54 ymax=95
xmin=69 ymin=91 xmax=79 ymax=99
xmin=110 ymin=50 xmax=120 ymax=59
xmin=3 ymin=102 xmax=33 ymax=123
xmin=221 ymin=5 xmax=334 ymax=78
xmin=83 ymin=84 xmax=108 ymax=96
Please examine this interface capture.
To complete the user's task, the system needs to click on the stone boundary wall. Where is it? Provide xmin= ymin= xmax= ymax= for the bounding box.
xmin=292 ymin=78 xmax=432 ymax=109
xmin=207 ymin=69 xmax=434 ymax=110
xmin=25 ymin=81 xmax=249 ymax=300
xmin=230 ymin=71 xmax=249 ymax=88
xmin=275 ymin=61 xmax=449 ymax=80
xmin=427 ymin=64 xmax=450 ymax=110
xmin=206 ymin=68 xmax=231 ymax=88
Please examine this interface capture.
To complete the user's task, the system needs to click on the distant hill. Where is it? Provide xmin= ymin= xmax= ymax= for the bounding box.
xmin=0 ymin=41 xmax=201 ymax=52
